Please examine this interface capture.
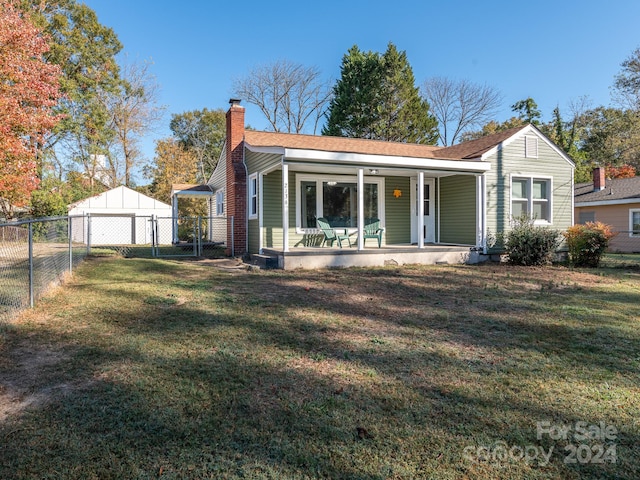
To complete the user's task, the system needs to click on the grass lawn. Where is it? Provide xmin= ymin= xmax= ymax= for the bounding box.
xmin=0 ymin=257 xmax=638 ymax=479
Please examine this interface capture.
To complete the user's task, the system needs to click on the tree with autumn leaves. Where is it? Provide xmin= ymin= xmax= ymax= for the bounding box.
xmin=0 ymin=1 xmax=63 ymax=219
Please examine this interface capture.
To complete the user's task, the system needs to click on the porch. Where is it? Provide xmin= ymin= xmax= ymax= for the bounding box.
xmin=260 ymin=244 xmax=491 ymax=270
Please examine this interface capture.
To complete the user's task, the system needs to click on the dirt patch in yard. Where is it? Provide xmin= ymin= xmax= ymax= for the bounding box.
xmin=0 ymin=341 xmax=74 ymax=422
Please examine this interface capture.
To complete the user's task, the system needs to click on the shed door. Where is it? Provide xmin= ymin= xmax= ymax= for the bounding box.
xmin=90 ymin=214 xmax=135 ymax=245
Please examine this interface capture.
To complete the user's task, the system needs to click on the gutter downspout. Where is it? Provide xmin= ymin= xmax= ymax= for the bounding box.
xmin=242 ymin=146 xmax=249 ymax=257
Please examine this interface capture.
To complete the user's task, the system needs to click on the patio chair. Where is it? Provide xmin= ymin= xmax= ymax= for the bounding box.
xmin=363 ymin=218 xmax=384 ymax=248
xmin=317 ymin=217 xmax=351 ymax=247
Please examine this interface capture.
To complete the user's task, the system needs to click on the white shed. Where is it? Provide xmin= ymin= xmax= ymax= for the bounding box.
xmin=69 ymin=186 xmax=172 ymax=245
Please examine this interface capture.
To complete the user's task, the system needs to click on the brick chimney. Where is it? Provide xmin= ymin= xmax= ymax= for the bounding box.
xmin=593 ymin=167 xmax=606 ymax=191
xmin=226 ymin=98 xmax=247 ymax=255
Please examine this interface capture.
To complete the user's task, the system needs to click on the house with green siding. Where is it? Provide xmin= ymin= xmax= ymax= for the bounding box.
xmin=207 ymin=99 xmax=574 ymax=269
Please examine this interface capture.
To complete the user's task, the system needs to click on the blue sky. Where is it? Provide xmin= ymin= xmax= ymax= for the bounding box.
xmin=84 ymin=0 xmax=640 ymax=180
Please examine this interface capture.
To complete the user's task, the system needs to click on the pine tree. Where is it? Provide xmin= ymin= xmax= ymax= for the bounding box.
xmin=323 ymin=43 xmax=438 ymax=144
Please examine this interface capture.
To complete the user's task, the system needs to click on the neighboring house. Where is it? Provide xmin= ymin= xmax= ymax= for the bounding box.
xmin=575 ymin=168 xmax=640 ymax=253
xmin=208 ymin=99 xmax=575 ymax=269
xmin=69 ymin=186 xmax=172 ymax=245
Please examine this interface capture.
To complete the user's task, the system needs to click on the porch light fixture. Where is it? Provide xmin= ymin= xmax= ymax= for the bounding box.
xmin=369 ymin=169 xmax=379 ymax=175
xmin=393 ymin=188 xmax=402 ymax=198
xmin=327 ymin=181 xmax=337 ymax=186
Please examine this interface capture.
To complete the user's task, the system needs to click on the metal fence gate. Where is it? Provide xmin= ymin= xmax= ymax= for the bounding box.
xmin=151 ymin=216 xmax=199 ymax=257
xmin=75 ymin=214 xmax=227 ymax=258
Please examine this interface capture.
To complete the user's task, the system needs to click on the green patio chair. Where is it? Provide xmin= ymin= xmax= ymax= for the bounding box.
xmin=363 ymin=218 xmax=384 ymax=248
xmin=317 ymin=217 xmax=351 ymax=247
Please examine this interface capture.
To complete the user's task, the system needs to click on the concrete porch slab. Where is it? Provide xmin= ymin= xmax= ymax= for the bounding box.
xmin=260 ymin=245 xmax=488 ymax=270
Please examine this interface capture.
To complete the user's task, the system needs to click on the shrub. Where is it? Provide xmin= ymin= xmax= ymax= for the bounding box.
xmin=563 ymin=222 xmax=617 ymax=267
xmin=502 ymin=216 xmax=561 ymax=266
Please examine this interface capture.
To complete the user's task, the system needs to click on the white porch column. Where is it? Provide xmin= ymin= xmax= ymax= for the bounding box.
xmin=282 ymin=163 xmax=289 ymax=252
xmin=418 ymin=171 xmax=425 ymax=249
xmin=357 ymin=168 xmax=364 ymax=251
xmin=172 ymin=194 xmax=179 ymax=244
xmin=477 ymin=174 xmax=487 ymax=252
xmin=258 ymin=173 xmax=264 ymax=253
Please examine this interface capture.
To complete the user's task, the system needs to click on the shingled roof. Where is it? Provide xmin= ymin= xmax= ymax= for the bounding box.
xmin=435 ymin=126 xmax=528 ymax=159
xmin=244 ymin=130 xmax=443 ymax=159
xmin=575 ymin=177 xmax=640 ymax=204
xmin=243 ymin=127 xmax=529 ymax=162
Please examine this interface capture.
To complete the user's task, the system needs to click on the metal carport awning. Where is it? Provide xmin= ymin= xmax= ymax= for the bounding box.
xmin=170 ymin=184 xmax=213 ymax=243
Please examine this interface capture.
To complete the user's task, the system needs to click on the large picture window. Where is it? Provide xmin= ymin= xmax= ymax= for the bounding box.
xmin=297 ymin=175 xmax=383 ymax=230
xmin=511 ymin=176 xmax=551 ymax=223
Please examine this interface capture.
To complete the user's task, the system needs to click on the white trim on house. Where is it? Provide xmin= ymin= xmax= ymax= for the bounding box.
xmin=435 ymin=177 xmax=440 ymax=244
xmin=258 ymin=173 xmax=264 ymax=252
xmin=509 ymin=174 xmax=554 ymax=225
xmin=410 ymin=176 xmax=436 ymax=245
xmin=282 ymin=162 xmax=289 ymax=253
xmin=215 ymin=189 xmax=225 ymax=216
xmin=482 ymin=174 xmax=488 ymax=253
xmin=244 ymin=144 xmax=492 ymax=174
xmin=629 ymin=208 xmax=640 ymax=237
xmin=294 ymin=173 xmax=385 ymax=235
xmin=245 ymin=144 xmax=286 ymax=155
xmin=480 ymin=124 xmax=575 ymax=168
xmin=571 ymin=173 xmax=575 ymax=226
xmin=248 ymin=173 xmax=258 ymax=219
xmin=576 ymin=198 xmax=640 ymax=207
xmin=284 ymin=148 xmax=491 ymax=173
xmin=418 ymin=172 xmax=425 ymax=249
xmin=476 ymin=175 xmax=486 ymax=249
xmin=357 ymin=168 xmax=365 ymax=251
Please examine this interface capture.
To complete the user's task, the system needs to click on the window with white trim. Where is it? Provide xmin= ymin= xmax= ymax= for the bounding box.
xmin=511 ymin=176 xmax=551 ymax=222
xmin=297 ymin=175 xmax=383 ymax=230
xmin=630 ymin=209 xmax=640 ymax=236
xmin=248 ymin=173 xmax=258 ymax=219
xmin=215 ymin=189 xmax=224 ymax=216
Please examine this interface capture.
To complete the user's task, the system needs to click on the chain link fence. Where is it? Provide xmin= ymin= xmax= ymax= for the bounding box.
xmin=69 ymin=215 xmax=228 ymax=258
xmin=601 ymin=231 xmax=640 ymax=268
xmin=1 ymin=214 xmax=228 ymax=323
xmin=1 ymin=216 xmax=87 ymax=323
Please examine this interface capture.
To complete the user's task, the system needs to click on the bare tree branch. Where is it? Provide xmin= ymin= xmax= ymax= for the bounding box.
xmin=101 ymin=58 xmax=165 ymax=186
xmin=422 ymin=77 xmax=502 ymax=146
xmin=233 ymin=60 xmax=332 ymax=134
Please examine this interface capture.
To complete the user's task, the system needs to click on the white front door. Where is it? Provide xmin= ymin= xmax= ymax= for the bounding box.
xmin=411 ymin=177 xmax=435 ymax=244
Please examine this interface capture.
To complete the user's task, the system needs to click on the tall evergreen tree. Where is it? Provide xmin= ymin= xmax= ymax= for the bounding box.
xmin=323 ymin=43 xmax=438 ymax=144
xmin=511 ymin=97 xmax=541 ymax=125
